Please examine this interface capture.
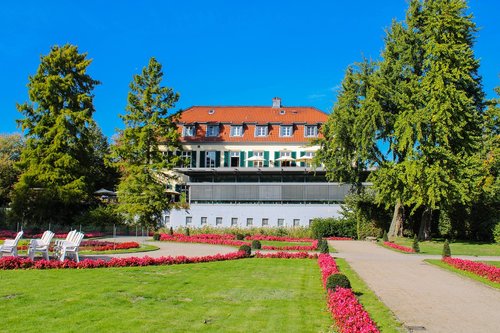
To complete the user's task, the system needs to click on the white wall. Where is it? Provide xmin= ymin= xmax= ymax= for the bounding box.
xmin=164 ymin=203 xmax=342 ymax=228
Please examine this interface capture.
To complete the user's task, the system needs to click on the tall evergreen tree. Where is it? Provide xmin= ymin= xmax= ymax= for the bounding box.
xmin=113 ymin=57 xmax=182 ymax=228
xmin=12 ymin=44 xmax=100 ymax=226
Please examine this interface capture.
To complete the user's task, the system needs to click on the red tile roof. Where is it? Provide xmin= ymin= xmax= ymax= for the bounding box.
xmin=177 ymin=105 xmax=328 ymax=143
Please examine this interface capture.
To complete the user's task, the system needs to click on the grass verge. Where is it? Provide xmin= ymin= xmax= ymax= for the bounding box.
xmin=335 ymin=258 xmax=404 ymax=333
xmin=425 ymin=259 xmax=500 ymax=290
xmin=390 ymin=238 xmax=500 ymax=256
xmin=0 ymin=258 xmax=333 ymax=333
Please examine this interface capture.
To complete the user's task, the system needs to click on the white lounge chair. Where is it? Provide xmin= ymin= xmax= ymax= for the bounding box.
xmin=59 ymin=232 xmax=84 ymax=262
xmin=28 ymin=230 xmax=55 ymax=260
xmin=53 ymin=230 xmax=77 ymax=259
xmin=0 ymin=230 xmax=24 ymax=257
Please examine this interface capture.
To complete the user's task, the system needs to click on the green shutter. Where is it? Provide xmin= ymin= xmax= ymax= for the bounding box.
xmin=274 ymin=151 xmax=280 ymax=167
xmin=248 ymin=151 xmax=254 ymax=167
xmin=199 ymin=151 xmax=205 ymax=167
xmin=191 ymin=151 xmax=197 ymax=168
xmin=291 ymin=151 xmax=297 ymax=167
xmin=215 ymin=151 xmax=221 ymax=167
xmin=240 ymin=151 xmax=246 ymax=167
xmin=264 ymin=151 xmax=270 ymax=167
xmin=224 ymin=151 xmax=230 ymax=167
xmin=299 ymin=151 xmax=305 ymax=167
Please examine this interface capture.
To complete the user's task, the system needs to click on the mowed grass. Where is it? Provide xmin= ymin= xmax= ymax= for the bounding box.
xmin=425 ymin=259 xmax=500 ymax=290
xmin=335 ymin=258 xmax=404 ymax=333
xmin=0 ymin=259 xmax=333 ymax=333
xmin=391 ymin=237 xmax=500 ymax=256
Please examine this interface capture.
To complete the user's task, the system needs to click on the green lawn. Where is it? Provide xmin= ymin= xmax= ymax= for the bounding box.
xmin=335 ymin=258 xmax=404 ymax=333
xmin=391 ymin=238 xmax=500 ymax=256
xmin=425 ymin=259 xmax=500 ymax=290
xmin=0 ymin=259 xmax=333 ymax=333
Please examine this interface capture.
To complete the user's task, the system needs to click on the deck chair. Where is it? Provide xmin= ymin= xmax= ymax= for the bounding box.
xmin=53 ymin=230 xmax=77 ymax=260
xmin=28 ymin=230 xmax=55 ymax=260
xmin=0 ymin=230 xmax=24 ymax=257
xmin=59 ymin=232 xmax=84 ymax=262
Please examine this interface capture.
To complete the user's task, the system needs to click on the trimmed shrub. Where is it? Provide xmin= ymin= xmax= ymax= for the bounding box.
xmin=311 ymin=217 xmax=356 ymax=239
xmin=251 ymin=240 xmax=262 ymax=249
xmin=239 ymin=245 xmax=251 ymax=257
xmin=412 ymin=235 xmax=420 ymax=253
xmin=169 ymin=227 xmax=174 ymax=236
xmin=185 ymin=228 xmax=190 ymax=236
xmin=326 ymin=273 xmax=351 ymax=291
xmin=442 ymin=239 xmax=451 ymax=258
xmin=318 ymin=239 xmax=329 ymax=254
xmin=382 ymin=230 xmax=389 ymax=242
xmin=235 ymin=233 xmax=245 ymax=240
xmin=493 ymin=223 xmax=500 ymax=244
xmin=153 ymin=232 xmax=160 ymax=241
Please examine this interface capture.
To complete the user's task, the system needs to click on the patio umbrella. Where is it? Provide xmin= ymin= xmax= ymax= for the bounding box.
xmin=94 ymin=188 xmax=117 ymax=196
xmin=247 ymin=155 xmax=265 ymax=162
xmin=275 ymin=156 xmax=296 ymax=161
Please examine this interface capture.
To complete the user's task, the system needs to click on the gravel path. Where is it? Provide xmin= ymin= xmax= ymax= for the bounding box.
xmin=330 ymin=240 xmax=500 ymax=333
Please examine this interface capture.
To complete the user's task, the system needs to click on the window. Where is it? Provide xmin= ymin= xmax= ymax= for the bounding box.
xmin=246 ymin=218 xmax=253 ymax=226
xmin=277 ymin=218 xmax=284 ymax=227
xmin=255 ymin=125 xmax=268 ymax=137
xmin=206 ymin=125 xmax=219 ymax=137
xmin=216 ymin=217 xmax=223 ymax=226
xmin=231 ymin=218 xmax=238 ymax=226
xmin=230 ymin=125 xmax=243 ymax=137
xmin=183 ymin=125 xmax=195 ymax=137
xmin=201 ymin=217 xmax=207 ymax=226
xmin=253 ymin=151 xmax=264 ymax=167
xmin=280 ymin=151 xmax=292 ymax=167
xmin=180 ymin=151 xmax=191 ymax=167
xmin=305 ymin=125 xmax=318 ymax=137
xmin=206 ymin=151 xmax=217 ymax=168
xmin=230 ymin=152 xmax=240 ymax=167
xmin=280 ymin=125 xmax=293 ymax=137
xmin=262 ymin=218 xmax=269 ymax=226
xmin=293 ymin=219 xmax=300 ymax=227
xmin=185 ymin=216 xmax=192 ymax=225
xmin=164 ymin=215 xmax=170 ymax=225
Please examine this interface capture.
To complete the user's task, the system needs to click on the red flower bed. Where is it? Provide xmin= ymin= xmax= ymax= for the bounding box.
xmin=442 ymin=257 xmax=500 ymax=283
xmin=261 ymin=240 xmax=318 ymax=251
xmin=0 ymin=251 xmax=247 ymax=270
xmin=317 ymin=253 xmax=379 ymax=333
xmin=383 ymin=242 xmax=415 ymax=253
xmin=255 ymin=251 xmax=318 ymax=259
xmin=325 ymin=237 xmax=353 ymax=241
xmin=160 ymin=233 xmax=249 ymax=247
xmin=0 ymin=230 xmax=105 ymax=240
xmin=85 ymin=241 xmax=140 ymax=252
xmin=245 ymin=235 xmax=314 ymax=242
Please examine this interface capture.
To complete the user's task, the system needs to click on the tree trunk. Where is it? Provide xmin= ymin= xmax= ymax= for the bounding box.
xmin=388 ymin=200 xmax=404 ymax=238
xmin=418 ymin=206 xmax=433 ymax=240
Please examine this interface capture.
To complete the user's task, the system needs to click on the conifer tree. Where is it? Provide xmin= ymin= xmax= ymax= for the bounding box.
xmin=12 ymin=44 xmax=100 ymax=225
xmin=113 ymin=57 xmax=182 ymax=228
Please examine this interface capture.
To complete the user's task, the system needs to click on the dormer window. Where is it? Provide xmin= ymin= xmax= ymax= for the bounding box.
xmin=183 ymin=125 xmax=195 ymax=137
xmin=206 ymin=124 xmax=219 ymax=137
xmin=255 ymin=125 xmax=268 ymax=137
xmin=305 ymin=125 xmax=318 ymax=137
xmin=280 ymin=125 xmax=293 ymax=137
xmin=230 ymin=125 xmax=243 ymax=137
xmin=279 ymin=109 xmax=286 ymax=115
xmin=208 ymin=109 xmax=215 ymax=114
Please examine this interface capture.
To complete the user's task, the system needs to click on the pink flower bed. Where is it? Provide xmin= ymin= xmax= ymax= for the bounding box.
xmin=0 ymin=230 xmax=104 ymax=240
xmin=442 ymin=257 xmax=500 ymax=283
xmin=82 ymin=241 xmax=140 ymax=252
xmin=160 ymin=233 xmax=319 ymax=251
xmin=317 ymin=253 xmax=379 ymax=333
xmin=255 ymin=251 xmax=318 ymax=259
xmin=0 ymin=251 xmax=247 ymax=270
xmin=245 ymin=235 xmax=314 ymax=242
xmin=383 ymin=242 xmax=415 ymax=253
xmin=261 ymin=240 xmax=318 ymax=251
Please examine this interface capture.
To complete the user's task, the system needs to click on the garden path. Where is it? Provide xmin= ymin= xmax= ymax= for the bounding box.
xmin=330 ymin=240 xmax=500 ymax=333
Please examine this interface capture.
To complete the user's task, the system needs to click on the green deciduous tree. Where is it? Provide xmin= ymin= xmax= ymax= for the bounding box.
xmin=12 ymin=44 xmax=101 ymax=226
xmin=0 ymin=133 xmax=24 ymax=207
xmin=112 ymin=57 xmax=182 ymax=228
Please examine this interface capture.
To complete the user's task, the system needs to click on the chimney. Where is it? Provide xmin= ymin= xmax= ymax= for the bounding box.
xmin=272 ymin=97 xmax=281 ymax=108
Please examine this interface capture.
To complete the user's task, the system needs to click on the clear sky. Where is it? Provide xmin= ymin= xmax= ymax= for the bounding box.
xmin=1 ymin=0 xmax=499 ymax=138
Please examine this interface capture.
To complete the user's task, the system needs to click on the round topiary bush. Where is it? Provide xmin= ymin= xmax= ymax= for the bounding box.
xmin=153 ymin=232 xmax=160 ymax=241
xmin=326 ymin=273 xmax=351 ymax=291
xmin=442 ymin=239 xmax=451 ymax=258
xmin=239 ymin=245 xmax=251 ymax=257
xmin=235 ymin=233 xmax=245 ymax=240
xmin=251 ymin=240 xmax=262 ymax=249
xmin=318 ymin=239 xmax=329 ymax=254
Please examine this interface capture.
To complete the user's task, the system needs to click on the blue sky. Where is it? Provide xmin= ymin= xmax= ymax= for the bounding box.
xmin=1 ymin=0 xmax=499 ymax=138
